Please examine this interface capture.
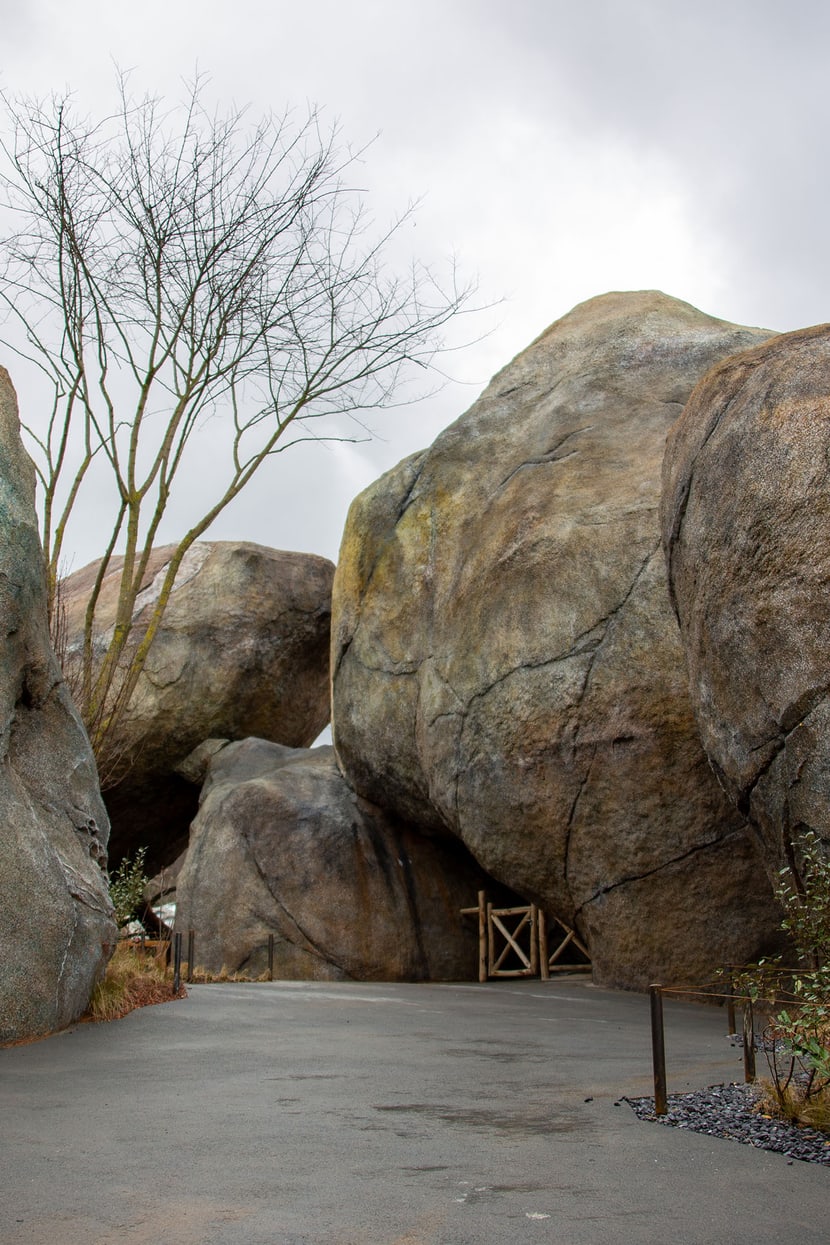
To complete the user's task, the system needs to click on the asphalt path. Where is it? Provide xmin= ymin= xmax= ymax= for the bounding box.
xmin=1 ymin=978 xmax=827 ymax=1244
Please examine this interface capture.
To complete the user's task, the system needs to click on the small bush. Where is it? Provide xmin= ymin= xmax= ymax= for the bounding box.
xmin=109 ymin=847 xmax=150 ymax=928
xmin=737 ymin=831 xmax=830 ymax=1129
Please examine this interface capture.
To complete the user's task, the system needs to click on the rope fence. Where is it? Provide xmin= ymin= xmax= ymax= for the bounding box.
xmin=647 ymin=966 xmax=824 ymax=1114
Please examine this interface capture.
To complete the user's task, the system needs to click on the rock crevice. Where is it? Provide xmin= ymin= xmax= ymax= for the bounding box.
xmin=662 ymin=322 xmax=830 ymax=882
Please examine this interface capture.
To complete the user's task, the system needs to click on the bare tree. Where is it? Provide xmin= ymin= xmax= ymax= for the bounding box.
xmin=0 ymin=75 xmax=472 ymax=772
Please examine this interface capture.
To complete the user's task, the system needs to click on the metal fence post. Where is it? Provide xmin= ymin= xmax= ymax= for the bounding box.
xmin=649 ymin=984 xmax=668 ymax=1116
xmin=172 ymin=931 xmax=183 ymax=994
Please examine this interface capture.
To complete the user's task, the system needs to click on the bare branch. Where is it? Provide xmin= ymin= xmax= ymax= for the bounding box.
xmin=0 ymin=71 xmax=477 ymax=768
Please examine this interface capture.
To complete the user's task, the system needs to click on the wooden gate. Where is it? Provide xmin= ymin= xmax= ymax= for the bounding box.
xmin=462 ymin=890 xmax=591 ymax=982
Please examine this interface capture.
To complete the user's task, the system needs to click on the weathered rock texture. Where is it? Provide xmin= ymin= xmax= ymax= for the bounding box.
xmin=332 ymin=291 xmax=783 ymax=989
xmin=0 ymin=369 xmax=115 ymax=1043
xmin=61 ymin=542 xmax=334 ymax=867
xmin=662 ymin=323 xmax=830 ymax=879
xmin=175 ymin=739 xmax=497 ymax=980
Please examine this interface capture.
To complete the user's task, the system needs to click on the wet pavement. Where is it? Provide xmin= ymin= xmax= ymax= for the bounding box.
xmin=1 ymin=977 xmax=827 ymax=1244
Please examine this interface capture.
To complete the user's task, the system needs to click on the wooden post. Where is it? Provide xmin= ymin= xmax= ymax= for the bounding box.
xmin=529 ymin=904 xmax=539 ymax=976
xmin=742 ymin=999 xmax=756 ymax=1082
xmin=486 ymin=901 xmax=494 ymax=979
xmin=477 ymin=890 xmax=487 ymax=982
xmin=539 ymin=910 xmax=550 ymax=981
xmin=649 ymin=984 xmax=668 ymax=1116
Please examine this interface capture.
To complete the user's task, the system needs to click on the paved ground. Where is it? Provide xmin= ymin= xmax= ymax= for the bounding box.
xmin=1 ymin=977 xmax=827 ymax=1244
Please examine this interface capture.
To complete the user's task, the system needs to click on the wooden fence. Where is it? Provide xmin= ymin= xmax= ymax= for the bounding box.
xmin=461 ymin=890 xmax=591 ymax=982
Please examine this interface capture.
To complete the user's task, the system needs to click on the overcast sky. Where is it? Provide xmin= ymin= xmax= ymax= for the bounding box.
xmin=1 ymin=0 xmax=828 ymax=567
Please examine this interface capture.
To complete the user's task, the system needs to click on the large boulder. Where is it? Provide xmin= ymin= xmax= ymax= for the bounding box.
xmin=662 ymin=324 xmax=830 ymax=879
xmin=61 ymin=542 xmax=334 ymax=868
xmin=0 ymin=369 xmax=116 ymax=1043
xmin=332 ymin=291 xmax=783 ymax=989
xmin=175 ymin=739 xmax=497 ymax=980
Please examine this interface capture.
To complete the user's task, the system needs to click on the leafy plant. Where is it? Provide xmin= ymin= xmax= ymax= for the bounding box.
xmin=737 ymin=832 xmax=830 ymax=1127
xmin=778 ymin=831 xmax=830 ymax=968
xmin=108 ymin=846 xmax=149 ymax=928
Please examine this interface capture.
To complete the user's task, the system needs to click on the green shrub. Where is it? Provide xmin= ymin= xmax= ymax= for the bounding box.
xmin=109 ymin=847 xmax=149 ymax=928
xmin=738 ymin=832 xmax=830 ymax=1127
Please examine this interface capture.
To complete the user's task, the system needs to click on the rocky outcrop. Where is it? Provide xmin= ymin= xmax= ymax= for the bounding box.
xmin=175 ymin=739 xmax=497 ymax=980
xmin=662 ymin=324 xmax=830 ymax=880
xmin=332 ymin=291 xmax=783 ymax=989
xmin=61 ymin=542 xmax=334 ymax=868
xmin=0 ymin=368 xmax=116 ymax=1043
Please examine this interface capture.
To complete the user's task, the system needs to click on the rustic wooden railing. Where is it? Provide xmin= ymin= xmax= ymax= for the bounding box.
xmin=461 ymin=890 xmax=592 ymax=982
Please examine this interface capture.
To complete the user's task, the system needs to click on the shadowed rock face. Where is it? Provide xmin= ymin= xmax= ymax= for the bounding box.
xmin=332 ymin=291 xmax=783 ymax=989
xmin=0 ymin=368 xmax=116 ymax=1043
xmin=175 ymin=739 xmax=499 ymax=980
xmin=61 ymin=542 xmax=334 ymax=869
xmin=662 ymin=323 xmax=830 ymax=879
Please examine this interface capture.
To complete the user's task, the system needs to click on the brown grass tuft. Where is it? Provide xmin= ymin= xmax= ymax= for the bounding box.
xmin=187 ymin=964 xmax=258 ymax=983
xmin=85 ymin=942 xmax=186 ymax=1023
xmin=755 ymin=1079 xmax=830 ymax=1132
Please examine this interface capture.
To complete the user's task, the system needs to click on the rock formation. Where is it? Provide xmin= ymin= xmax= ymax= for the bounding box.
xmin=175 ymin=739 xmax=497 ymax=980
xmin=0 ymin=369 xmax=116 ymax=1043
xmin=662 ymin=323 xmax=830 ymax=879
xmin=332 ymin=291 xmax=783 ymax=989
xmin=61 ymin=542 xmax=334 ymax=867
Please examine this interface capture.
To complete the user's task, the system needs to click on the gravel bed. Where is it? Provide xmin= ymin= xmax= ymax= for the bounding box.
xmin=625 ymin=1082 xmax=830 ymax=1166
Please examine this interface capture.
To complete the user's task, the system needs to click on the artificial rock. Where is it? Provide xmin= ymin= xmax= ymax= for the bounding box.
xmin=61 ymin=541 xmax=334 ymax=867
xmin=175 ymin=739 xmax=495 ymax=980
xmin=332 ymin=291 xmax=782 ymax=989
xmin=662 ymin=323 xmax=830 ymax=879
xmin=0 ymin=368 xmax=115 ymax=1043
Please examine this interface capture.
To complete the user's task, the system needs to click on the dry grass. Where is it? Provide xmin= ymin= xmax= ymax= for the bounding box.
xmin=187 ymin=965 xmax=269 ymax=983
xmin=85 ymin=941 xmax=185 ymax=1023
xmin=756 ymin=1079 xmax=830 ymax=1131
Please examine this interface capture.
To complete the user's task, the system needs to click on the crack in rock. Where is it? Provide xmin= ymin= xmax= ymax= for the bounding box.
xmin=574 ymin=831 xmax=735 ymax=915
xmin=664 ymin=353 xmax=773 ymax=618
xmin=737 ymin=680 xmax=830 ymax=818
xmin=562 ymin=744 xmax=598 ymax=892
xmin=497 ymin=425 xmax=593 ymax=491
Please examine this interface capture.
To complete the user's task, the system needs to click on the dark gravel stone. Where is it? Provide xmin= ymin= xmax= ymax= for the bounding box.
xmin=625 ymin=1082 xmax=830 ymax=1167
